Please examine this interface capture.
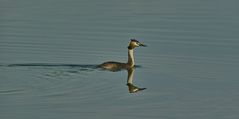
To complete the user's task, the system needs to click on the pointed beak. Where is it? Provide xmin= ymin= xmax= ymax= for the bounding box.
xmin=139 ymin=43 xmax=147 ymax=47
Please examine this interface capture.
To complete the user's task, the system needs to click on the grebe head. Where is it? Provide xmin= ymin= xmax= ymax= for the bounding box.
xmin=128 ymin=39 xmax=146 ymax=49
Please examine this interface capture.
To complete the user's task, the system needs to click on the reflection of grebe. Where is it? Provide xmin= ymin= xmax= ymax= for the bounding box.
xmin=98 ymin=39 xmax=146 ymax=71
xmin=127 ymin=68 xmax=146 ymax=93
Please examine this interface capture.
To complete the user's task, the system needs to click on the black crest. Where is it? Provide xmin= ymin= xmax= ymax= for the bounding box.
xmin=130 ymin=39 xmax=139 ymax=43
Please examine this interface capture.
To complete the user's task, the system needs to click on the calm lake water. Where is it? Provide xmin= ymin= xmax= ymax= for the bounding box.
xmin=1 ymin=0 xmax=239 ymax=119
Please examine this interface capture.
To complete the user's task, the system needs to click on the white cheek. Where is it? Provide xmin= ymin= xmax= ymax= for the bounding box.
xmin=134 ymin=42 xmax=139 ymax=46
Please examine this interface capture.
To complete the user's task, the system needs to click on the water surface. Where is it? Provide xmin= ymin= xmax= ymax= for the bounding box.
xmin=1 ymin=0 xmax=239 ymax=119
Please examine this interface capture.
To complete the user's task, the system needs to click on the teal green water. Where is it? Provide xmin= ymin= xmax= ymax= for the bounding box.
xmin=1 ymin=0 xmax=239 ymax=119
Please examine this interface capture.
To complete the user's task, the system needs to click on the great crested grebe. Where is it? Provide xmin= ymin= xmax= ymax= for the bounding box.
xmin=98 ymin=39 xmax=146 ymax=71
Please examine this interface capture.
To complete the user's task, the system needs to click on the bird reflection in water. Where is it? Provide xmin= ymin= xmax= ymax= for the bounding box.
xmin=126 ymin=67 xmax=146 ymax=93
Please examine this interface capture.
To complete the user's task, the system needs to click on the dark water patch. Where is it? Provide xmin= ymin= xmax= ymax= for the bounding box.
xmin=6 ymin=63 xmax=98 ymax=68
xmin=0 ymin=89 xmax=25 ymax=95
xmin=134 ymin=65 xmax=142 ymax=68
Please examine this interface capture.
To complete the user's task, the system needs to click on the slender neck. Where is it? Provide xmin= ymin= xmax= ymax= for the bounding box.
xmin=127 ymin=49 xmax=135 ymax=67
